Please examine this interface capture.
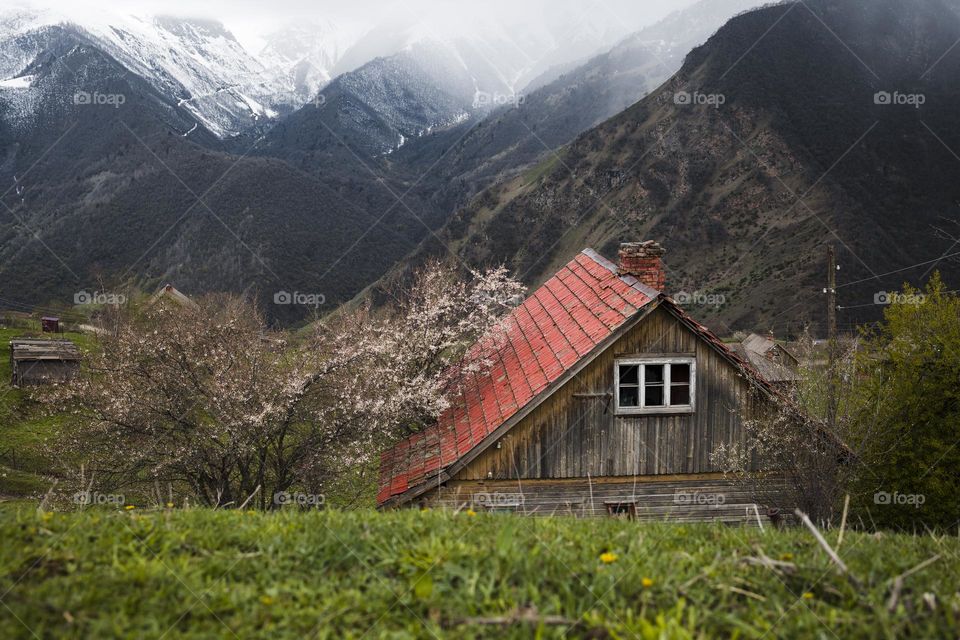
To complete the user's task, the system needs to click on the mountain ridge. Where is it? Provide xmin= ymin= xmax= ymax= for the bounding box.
xmin=381 ymin=0 xmax=960 ymax=335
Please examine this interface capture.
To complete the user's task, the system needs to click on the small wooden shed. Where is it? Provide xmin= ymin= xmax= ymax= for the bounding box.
xmin=9 ymin=339 xmax=81 ymax=386
xmin=41 ymin=316 xmax=60 ymax=333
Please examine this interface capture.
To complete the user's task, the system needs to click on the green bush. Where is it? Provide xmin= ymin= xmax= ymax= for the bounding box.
xmin=853 ymin=274 xmax=960 ymax=529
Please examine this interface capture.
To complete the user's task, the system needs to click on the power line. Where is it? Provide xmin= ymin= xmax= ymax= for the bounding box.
xmin=0 ymin=295 xmax=85 ymax=318
xmin=837 ymin=250 xmax=960 ymax=288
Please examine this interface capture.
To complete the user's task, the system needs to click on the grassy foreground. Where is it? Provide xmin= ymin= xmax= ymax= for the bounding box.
xmin=1 ymin=509 xmax=958 ymax=639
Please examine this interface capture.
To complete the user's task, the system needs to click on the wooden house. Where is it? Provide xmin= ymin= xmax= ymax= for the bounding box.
xmin=741 ymin=333 xmax=800 ymax=368
xmin=378 ymin=242 xmax=792 ymax=522
xmin=730 ymin=333 xmax=801 ymax=388
xmin=10 ymin=339 xmax=81 ymax=386
xmin=149 ymin=284 xmax=198 ymax=309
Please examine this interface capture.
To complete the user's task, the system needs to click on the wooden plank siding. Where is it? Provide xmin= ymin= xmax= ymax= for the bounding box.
xmin=420 ymin=476 xmax=787 ymax=523
xmin=452 ymin=306 xmax=766 ymax=482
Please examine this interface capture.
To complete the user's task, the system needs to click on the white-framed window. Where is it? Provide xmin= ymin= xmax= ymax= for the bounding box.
xmin=614 ymin=357 xmax=696 ymax=414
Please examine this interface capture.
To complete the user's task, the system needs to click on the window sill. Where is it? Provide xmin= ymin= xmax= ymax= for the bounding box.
xmin=615 ymin=406 xmax=695 ymax=416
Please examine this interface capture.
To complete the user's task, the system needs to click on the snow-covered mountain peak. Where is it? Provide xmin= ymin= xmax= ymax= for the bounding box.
xmin=0 ymin=5 xmax=303 ymax=137
xmin=0 ymin=0 xmax=700 ymax=139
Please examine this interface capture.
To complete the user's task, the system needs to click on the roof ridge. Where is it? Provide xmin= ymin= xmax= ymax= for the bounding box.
xmin=580 ymin=247 xmax=617 ymax=272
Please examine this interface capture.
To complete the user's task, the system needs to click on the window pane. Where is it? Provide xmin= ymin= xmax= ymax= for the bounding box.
xmin=620 ymin=386 xmax=639 ymax=407
xmin=645 ymin=364 xmax=664 ymax=383
xmin=645 ymin=384 xmax=664 ymax=406
xmin=619 ymin=364 xmax=638 ymax=385
xmin=671 ymin=384 xmax=690 ymax=406
xmin=671 ymin=363 xmax=690 ymax=384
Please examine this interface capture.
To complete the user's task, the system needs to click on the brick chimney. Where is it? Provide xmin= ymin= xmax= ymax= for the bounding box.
xmin=618 ymin=241 xmax=666 ymax=291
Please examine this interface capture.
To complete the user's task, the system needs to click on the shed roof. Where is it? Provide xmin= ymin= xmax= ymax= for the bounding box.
xmin=10 ymin=339 xmax=81 ymax=361
xmin=743 ymin=332 xmax=776 ymax=354
xmin=377 ymin=249 xmax=778 ymax=508
xmin=730 ymin=344 xmax=801 ymax=383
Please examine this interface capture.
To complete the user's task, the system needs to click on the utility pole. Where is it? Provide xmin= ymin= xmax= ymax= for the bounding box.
xmin=826 ymin=245 xmax=838 ymax=427
xmin=827 ymin=245 xmax=837 ymax=342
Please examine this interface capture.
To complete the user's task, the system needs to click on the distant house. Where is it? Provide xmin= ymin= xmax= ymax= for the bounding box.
xmin=149 ymin=284 xmax=198 ymax=309
xmin=10 ymin=339 xmax=81 ymax=386
xmin=378 ymin=242 xmax=792 ymax=522
xmin=730 ymin=332 xmax=801 ymax=388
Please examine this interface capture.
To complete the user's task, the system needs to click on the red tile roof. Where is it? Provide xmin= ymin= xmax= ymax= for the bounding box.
xmin=377 ymin=249 xmax=658 ymax=506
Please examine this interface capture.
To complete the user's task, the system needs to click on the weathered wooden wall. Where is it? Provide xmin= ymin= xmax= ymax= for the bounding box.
xmin=13 ymin=360 xmax=80 ymax=386
xmin=456 ymin=306 xmax=768 ymax=482
xmin=421 ymin=475 xmax=788 ymax=523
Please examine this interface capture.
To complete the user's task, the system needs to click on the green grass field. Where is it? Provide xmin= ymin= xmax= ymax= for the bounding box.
xmin=1 ymin=508 xmax=957 ymax=639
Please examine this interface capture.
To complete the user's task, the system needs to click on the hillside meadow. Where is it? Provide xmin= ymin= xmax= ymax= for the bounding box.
xmin=0 ymin=325 xmax=92 ymax=499
xmin=0 ymin=507 xmax=957 ymax=639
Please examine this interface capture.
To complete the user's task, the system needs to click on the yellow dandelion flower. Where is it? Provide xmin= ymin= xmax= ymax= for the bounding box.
xmin=465 ymin=508 xmax=477 ymax=517
xmin=599 ymin=552 xmax=618 ymax=564
xmin=41 ymin=512 xmax=53 ymax=521
xmin=260 ymin=595 xmax=274 ymax=606
xmin=124 ymin=505 xmax=135 ymax=511
xmin=641 ymin=577 xmax=654 ymax=588
xmin=780 ymin=553 xmax=794 ymax=561
xmin=166 ymin=502 xmax=174 ymax=509
xmin=802 ymin=592 xmax=814 ymax=600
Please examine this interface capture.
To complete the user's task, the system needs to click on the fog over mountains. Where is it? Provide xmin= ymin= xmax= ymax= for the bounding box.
xmin=0 ymin=0 xmax=693 ymax=137
xmin=408 ymin=0 xmax=960 ymax=333
xmin=3 ymin=0 xmax=955 ymax=334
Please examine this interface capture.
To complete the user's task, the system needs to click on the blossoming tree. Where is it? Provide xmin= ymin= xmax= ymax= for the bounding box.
xmin=50 ymin=263 xmax=523 ymax=509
